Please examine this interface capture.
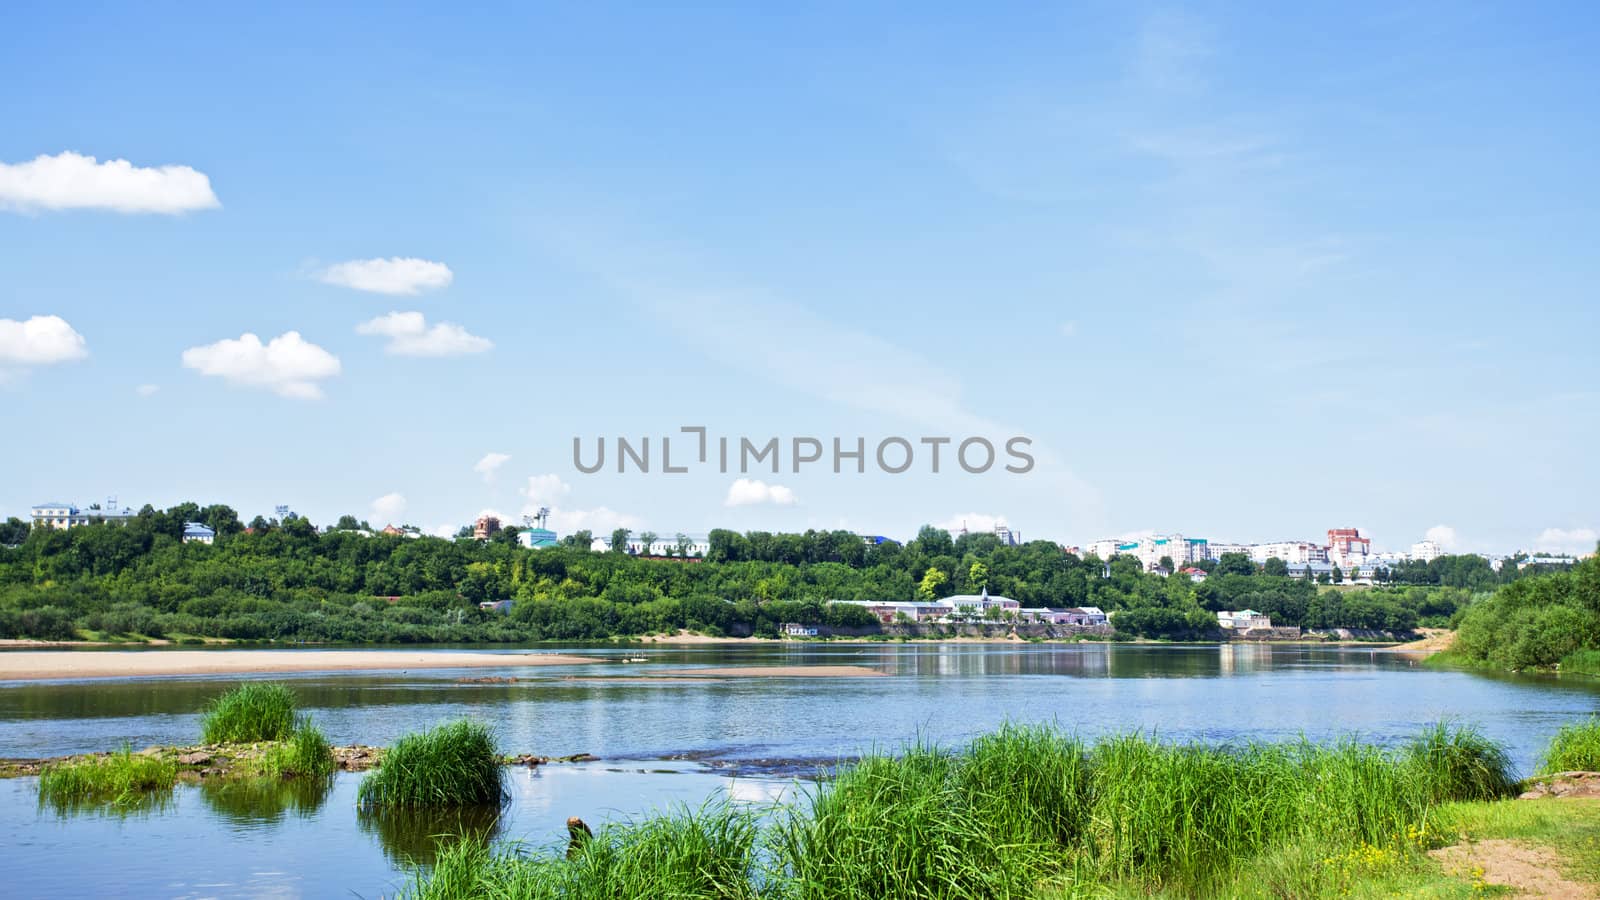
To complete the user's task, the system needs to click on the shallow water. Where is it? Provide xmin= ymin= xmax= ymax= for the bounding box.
xmin=3 ymin=642 xmax=1598 ymax=897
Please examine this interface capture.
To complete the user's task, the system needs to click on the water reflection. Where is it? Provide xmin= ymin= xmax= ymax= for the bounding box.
xmin=37 ymin=785 xmax=175 ymax=819
xmin=200 ymin=775 xmax=333 ymax=826
xmin=358 ymin=803 xmax=504 ymax=866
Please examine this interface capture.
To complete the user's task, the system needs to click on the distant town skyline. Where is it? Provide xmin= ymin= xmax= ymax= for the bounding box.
xmin=3 ymin=4 xmax=1596 ymax=557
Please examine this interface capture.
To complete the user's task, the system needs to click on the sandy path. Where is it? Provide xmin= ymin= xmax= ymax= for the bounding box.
xmin=1432 ymin=839 xmax=1597 ymax=898
xmin=0 ymin=649 xmax=604 ymax=681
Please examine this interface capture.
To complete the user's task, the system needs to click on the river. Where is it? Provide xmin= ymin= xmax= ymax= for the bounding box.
xmin=3 ymin=642 xmax=1597 ymax=898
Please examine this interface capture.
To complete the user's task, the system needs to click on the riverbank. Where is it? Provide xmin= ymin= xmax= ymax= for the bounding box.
xmin=0 ymin=649 xmax=605 ymax=681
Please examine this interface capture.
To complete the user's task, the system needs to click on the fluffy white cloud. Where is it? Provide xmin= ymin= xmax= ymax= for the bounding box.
xmin=1424 ymin=525 xmax=1459 ymax=550
xmin=371 ymin=492 xmax=407 ymax=523
xmin=0 ymin=151 xmax=219 ymax=214
xmin=725 ymin=478 xmax=798 ymax=507
xmin=0 ymin=315 xmax=88 ymax=367
xmin=474 ymin=452 xmax=512 ymax=482
xmin=356 ymin=311 xmax=491 ymax=357
xmin=521 ymin=473 xmax=574 ymax=508
xmin=181 ymin=330 xmax=341 ymax=399
xmin=936 ymin=513 xmax=1009 ymax=534
xmin=320 ymin=257 xmax=452 ymax=295
xmin=554 ymin=506 xmax=644 ymax=535
xmin=135 ymin=383 xmax=159 ymax=397
xmin=1534 ymin=527 xmax=1599 ymax=556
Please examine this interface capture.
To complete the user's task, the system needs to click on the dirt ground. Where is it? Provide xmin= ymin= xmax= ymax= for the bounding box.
xmin=1431 ymin=839 xmax=1597 ymax=899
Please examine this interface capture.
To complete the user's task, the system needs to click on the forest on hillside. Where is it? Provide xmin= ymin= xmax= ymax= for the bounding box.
xmin=0 ymin=505 xmax=1544 ymax=644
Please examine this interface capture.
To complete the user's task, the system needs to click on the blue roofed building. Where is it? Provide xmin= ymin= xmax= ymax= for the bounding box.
xmin=182 ymin=522 xmax=216 ymax=545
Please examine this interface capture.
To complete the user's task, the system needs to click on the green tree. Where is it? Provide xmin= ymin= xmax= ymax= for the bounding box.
xmin=918 ymin=566 xmax=949 ymax=601
xmin=1263 ymin=557 xmax=1289 ymax=578
xmin=637 ymin=531 xmax=658 ymax=556
xmin=610 ymin=528 xmax=630 ymax=553
xmin=968 ymin=561 xmax=989 ymax=591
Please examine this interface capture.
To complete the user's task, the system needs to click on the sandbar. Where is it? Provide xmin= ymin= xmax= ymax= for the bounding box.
xmin=0 ymin=649 xmax=604 ymax=681
xmin=666 ymin=665 xmax=884 ymax=678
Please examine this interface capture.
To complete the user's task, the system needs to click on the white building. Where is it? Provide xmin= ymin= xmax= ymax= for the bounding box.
xmin=1409 ymin=540 xmax=1442 ymax=562
xmin=1085 ymin=534 xmax=1209 ymax=570
xmin=1217 ymin=609 xmax=1273 ymax=629
xmin=1248 ymin=541 xmax=1329 ymax=566
xmin=182 ymin=522 xmax=216 ymax=545
xmin=31 ymin=503 xmax=88 ymax=529
xmin=590 ymin=534 xmax=712 ymax=557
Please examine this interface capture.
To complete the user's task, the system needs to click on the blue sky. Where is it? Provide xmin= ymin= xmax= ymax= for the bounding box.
xmin=2 ymin=2 xmax=1596 ymax=554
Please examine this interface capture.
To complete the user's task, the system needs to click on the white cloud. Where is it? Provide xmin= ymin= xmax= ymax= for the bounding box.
xmin=371 ymin=492 xmax=407 ymax=523
xmin=320 ymin=257 xmax=452 ymax=295
xmin=135 ymin=384 xmax=159 ymax=397
xmin=356 ymin=311 xmax=491 ymax=357
xmin=1424 ymin=525 xmax=1459 ymax=550
xmin=937 ymin=513 xmax=1009 ymax=535
xmin=1060 ymin=320 xmax=1078 ymax=338
xmin=0 ymin=151 xmax=219 ymax=214
xmin=521 ymin=474 xmax=573 ymax=509
xmin=553 ymin=506 xmax=644 ymax=535
xmin=0 ymin=315 xmax=88 ymax=368
xmin=1533 ymin=528 xmax=1599 ymax=556
xmin=725 ymin=478 xmax=798 ymax=507
xmin=181 ymin=330 xmax=341 ymax=399
xmin=474 ymin=452 xmax=512 ymax=482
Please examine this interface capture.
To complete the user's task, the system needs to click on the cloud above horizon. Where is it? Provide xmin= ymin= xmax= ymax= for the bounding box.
xmin=1424 ymin=525 xmax=1459 ymax=550
xmin=725 ymin=478 xmax=797 ymax=507
xmin=356 ymin=311 xmax=491 ymax=357
xmin=475 ymin=452 xmax=512 ymax=482
xmin=0 ymin=151 xmax=219 ymax=214
xmin=181 ymin=330 xmax=341 ymax=399
xmin=371 ymin=492 xmax=407 ymax=524
xmin=320 ymin=257 xmax=453 ymax=295
xmin=1533 ymin=527 xmax=1599 ymax=556
xmin=0 ymin=315 xmax=88 ymax=371
xmin=936 ymin=513 xmax=1009 ymax=535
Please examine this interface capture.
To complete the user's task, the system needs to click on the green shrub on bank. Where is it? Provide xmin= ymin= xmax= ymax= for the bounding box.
xmin=201 ymin=682 xmax=298 ymax=743
xmin=252 ymin=720 xmax=335 ymax=779
xmin=358 ymin=720 xmax=504 ymax=808
xmin=1539 ymin=717 xmax=1600 ymax=774
xmin=38 ymin=745 xmax=177 ymax=810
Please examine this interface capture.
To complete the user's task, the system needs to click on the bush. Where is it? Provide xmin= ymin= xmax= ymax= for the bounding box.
xmin=358 ymin=719 xmax=505 ymax=808
xmin=1539 ymin=717 xmax=1600 ymax=774
xmin=200 ymin=682 xmax=298 ymax=744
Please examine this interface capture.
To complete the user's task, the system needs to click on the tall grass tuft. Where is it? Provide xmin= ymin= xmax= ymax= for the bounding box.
xmin=1403 ymin=721 xmax=1518 ymax=802
xmin=358 ymin=719 xmax=505 ymax=808
xmin=956 ymin=723 xmax=1092 ymax=855
xmin=38 ymin=745 xmax=177 ymax=812
xmin=200 ymin=682 xmax=298 ymax=744
xmin=1539 ymin=716 xmax=1600 ymax=774
xmin=253 ymin=720 xmax=335 ymax=779
xmin=775 ymin=744 xmax=1027 ymax=898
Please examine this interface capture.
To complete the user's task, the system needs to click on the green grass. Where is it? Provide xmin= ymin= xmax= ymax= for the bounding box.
xmin=200 ymin=682 xmax=299 ymax=744
xmin=1538 ymin=716 xmax=1600 ymax=774
xmin=1560 ymin=649 xmax=1600 ymax=676
xmin=251 ymin=720 xmax=335 ymax=779
xmin=358 ymin=719 xmax=505 ymax=808
xmin=403 ymin=721 xmax=1529 ymax=899
xmin=37 ymin=745 xmax=177 ymax=812
xmin=407 ymin=801 xmax=759 ymax=899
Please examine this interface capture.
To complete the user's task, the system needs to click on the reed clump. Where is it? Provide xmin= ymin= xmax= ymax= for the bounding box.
xmin=1538 ymin=716 xmax=1600 ymax=774
xmin=1403 ymin=721 xmax=1518 ymax=802
xmin=200 ymin=682 xmax=298 ymax=744
xmin=358 ymin=719 xmax=505 ymax=808
xmin=252 ymin=720 xmax=335 ymax=779
xmin=37 ymin=745 xmax=177 ymax=810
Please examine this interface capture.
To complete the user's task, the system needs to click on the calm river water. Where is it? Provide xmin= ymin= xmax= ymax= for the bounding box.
xmin=3 ymin=642 xmax=1598 ymax=898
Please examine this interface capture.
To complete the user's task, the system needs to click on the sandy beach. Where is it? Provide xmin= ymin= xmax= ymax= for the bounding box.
xmin=0 ymin=649 xmax=605 ymax=681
